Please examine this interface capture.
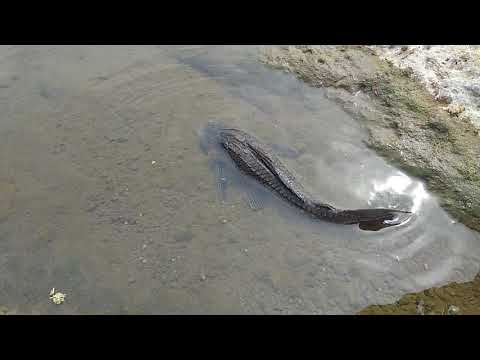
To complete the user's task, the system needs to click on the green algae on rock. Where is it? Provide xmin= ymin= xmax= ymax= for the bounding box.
xmin=358 ymin=273 xmax=480 ymax=315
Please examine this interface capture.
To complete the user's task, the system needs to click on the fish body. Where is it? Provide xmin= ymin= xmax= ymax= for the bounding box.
xmin=201 ymin=121 xmax=412 ymax=231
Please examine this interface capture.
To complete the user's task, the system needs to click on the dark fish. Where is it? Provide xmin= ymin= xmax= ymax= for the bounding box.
xmin=201 ymin=121 xmax=412 ymax=231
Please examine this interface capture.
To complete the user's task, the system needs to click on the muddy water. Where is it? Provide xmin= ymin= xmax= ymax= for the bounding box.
xmin=0 ymin=45 xmax=479 ymax=314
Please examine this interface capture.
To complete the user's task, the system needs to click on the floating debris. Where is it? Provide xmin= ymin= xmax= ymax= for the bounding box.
xmin=49 ymin=288 xmax=66 ymax=305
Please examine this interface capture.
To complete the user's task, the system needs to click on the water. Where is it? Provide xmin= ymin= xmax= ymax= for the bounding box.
xmin=0 ymin=45 xmax=479 ymax=314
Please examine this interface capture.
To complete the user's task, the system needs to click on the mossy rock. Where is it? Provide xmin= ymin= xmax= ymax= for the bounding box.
xmin=0 ymin=306 xmax=9 ymax=315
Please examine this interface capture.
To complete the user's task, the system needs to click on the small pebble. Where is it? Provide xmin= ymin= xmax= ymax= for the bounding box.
xmin=200 ymin=274 xmax=207 ymax=281
xmin=142 ymin=259 xmax=147 ymax=264
xmin=222 ymin=219 xmax=227 ymax=224
xmin=151 ymin=160 xmax=156 ymax=165
xmin=448 ymin=305 xmax=460 ymax=314
xmin=416 ymin=300 xmax=425 ymax=315
xmin=142 ymin=244 xmax=147 ymax=250
xmin=244 ymin=248 xmax=248 ymax=253
xmin=124 ymin=221 xmax=128 ymax=225
xmin=395 ymin=255 xmax=400 ymax=262
xmin=424 ymin=263 xmax=429 ymax=270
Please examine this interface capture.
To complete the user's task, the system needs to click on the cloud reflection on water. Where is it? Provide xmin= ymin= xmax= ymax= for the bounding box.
xmin=368 ymin=172 xmax=429 ymax=214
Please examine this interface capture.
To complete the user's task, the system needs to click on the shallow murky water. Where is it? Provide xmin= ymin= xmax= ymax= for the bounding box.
xmin=1 ymin=45 xmax=479 ymax=314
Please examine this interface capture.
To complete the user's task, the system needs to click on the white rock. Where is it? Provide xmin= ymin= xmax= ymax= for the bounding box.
xmin=448 ymin=305 xmax=460 ymax=314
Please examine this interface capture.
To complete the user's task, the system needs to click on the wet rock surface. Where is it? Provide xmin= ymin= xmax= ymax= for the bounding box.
xmin=371 ymin=45 xmax=480 ymax=128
